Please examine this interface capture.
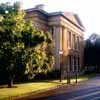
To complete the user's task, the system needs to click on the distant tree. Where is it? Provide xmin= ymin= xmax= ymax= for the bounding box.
xmin=0 ymin=1 xmax=22 ymax=14
xmin=84 ymin=33 xmax=100 ymax=72
xmin=0 ymin=2 xmax=53 ymax=87
xmin=84 ymin=39 xmax=95 ymax=66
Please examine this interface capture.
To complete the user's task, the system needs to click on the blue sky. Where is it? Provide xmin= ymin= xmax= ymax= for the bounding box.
xmin=0 ymin=0 xmax=100 ymax=39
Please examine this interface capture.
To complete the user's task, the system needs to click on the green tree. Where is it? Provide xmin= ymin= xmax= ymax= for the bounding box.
xmin=0 ymin=2 xmax=21 ymax=14
xmin=0 ymin=2 xmax=53 ymax=87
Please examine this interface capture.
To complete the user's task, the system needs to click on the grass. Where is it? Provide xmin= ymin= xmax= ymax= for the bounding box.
xmin=0 ymin=74 xmax=93 ymax=100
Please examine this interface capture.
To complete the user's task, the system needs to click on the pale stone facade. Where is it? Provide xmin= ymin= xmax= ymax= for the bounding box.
xmin=25 ymin=7 xmax=85 ymax=76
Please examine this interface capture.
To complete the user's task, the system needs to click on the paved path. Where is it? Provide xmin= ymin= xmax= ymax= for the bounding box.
xmin=39 ymin=76 xmax=100 ymax=100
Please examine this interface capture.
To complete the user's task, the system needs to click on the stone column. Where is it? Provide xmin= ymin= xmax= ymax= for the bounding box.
xmin=71 ymin=31 xmax=73 ymax=49
xmin=67 ymin=55 xmax=71 ymax=84
xmin=61 ymin=27 xmax=69 ymax=79
xmin=70 ymin=56 xmax=72 ymax=76
xmin=54 ymin=26 xmax=63 ymax=69
xmin=72 ymin=32 xmax=74 ymax=49
xmin=62 ymin=27 xmax=67 ymax=52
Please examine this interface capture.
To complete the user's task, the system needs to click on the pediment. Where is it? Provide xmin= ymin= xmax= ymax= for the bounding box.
xmin=63 ymin=12 xmax=84 ymax=28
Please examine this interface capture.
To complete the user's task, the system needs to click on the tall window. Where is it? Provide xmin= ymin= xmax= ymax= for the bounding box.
xmin=51 ymin=27 xmax=54 ymax=38
xmin=78 ymin=57 xmax=80 ymax=70
xmin=76 ymin=37 xmax=78 ymax=50
xmin=73 ymin=34 xmax=75 ymax=49
xmin=69 ymin=56 xmax=72 ymax=71
xmin=72 ymin=34 xmax=74 ymax=49
xmin=48 ymin=27 xmax=55 ymax=48
xmin=77 ymin=37 xmax=80 ymax=50
xmin=68 ymin=31 xmax=71 ymax=48
xmin=75 ymin=35 xmax=77 ymax=50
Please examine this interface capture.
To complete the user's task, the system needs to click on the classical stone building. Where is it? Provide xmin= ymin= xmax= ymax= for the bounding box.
xmin=25 ymin=6 xmax=85 ymax=76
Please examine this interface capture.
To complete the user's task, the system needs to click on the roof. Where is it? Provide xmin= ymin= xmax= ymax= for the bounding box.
xmin=25 ymin=8 xmax=85 ymax=31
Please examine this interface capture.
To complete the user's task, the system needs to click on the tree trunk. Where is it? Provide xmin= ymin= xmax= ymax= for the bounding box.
xmin=8 ymin=76 xmax=14 ymax=88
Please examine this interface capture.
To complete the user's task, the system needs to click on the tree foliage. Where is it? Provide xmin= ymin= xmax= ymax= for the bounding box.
xmin=0 ymin=2 xmax=54 ymax=87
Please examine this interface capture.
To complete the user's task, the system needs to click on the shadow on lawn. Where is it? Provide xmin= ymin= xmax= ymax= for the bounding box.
xmin=14 ymin=79 xmax=61 ymax=84
xmin=0 ymin=85 xmax=18 ymax=89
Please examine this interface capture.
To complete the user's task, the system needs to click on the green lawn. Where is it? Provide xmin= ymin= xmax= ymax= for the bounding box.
xmin=0 ymin=75 xmax=91 ymax=100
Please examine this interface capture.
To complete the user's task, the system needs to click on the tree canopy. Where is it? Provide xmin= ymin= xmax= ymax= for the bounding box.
xmin=0 ymin=2 xmax=54 ymax=87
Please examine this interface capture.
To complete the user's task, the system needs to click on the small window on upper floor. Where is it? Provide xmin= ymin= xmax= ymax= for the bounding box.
xmin=51 ymin=27 xmax=54 ymax=38
xmin=48 ymin=27 xmax=54 ymax=39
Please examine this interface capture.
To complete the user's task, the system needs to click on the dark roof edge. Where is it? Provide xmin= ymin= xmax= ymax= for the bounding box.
xmin=25 ymin=8 xmax=49 ymax=16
